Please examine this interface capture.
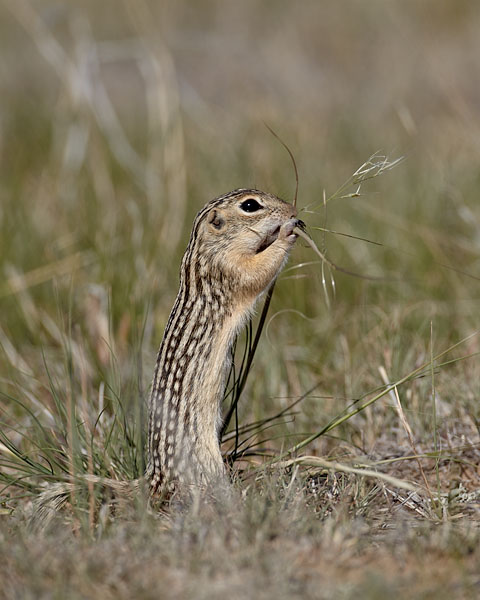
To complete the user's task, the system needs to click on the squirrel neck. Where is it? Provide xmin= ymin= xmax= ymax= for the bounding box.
xmin=147 ymin=267 xmax=252 ymax=491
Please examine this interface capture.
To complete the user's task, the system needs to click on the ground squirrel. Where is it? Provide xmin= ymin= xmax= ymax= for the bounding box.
xmin=31 ymin=189 xmax=300 ymax=525
xmin=147 ymin=189 xmax=301 ymax=494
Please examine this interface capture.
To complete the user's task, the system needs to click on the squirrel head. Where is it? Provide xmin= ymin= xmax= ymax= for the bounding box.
xmin=183 ymin=189 xmax=300 ymax=300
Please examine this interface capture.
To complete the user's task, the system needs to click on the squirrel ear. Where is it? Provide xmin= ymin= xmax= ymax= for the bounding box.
xmin=208 ymin=209 xmax=225 ymax=230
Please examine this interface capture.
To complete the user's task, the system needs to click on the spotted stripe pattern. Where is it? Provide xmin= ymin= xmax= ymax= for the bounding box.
xmin=146 ymin=189 xmax=297 ymax=494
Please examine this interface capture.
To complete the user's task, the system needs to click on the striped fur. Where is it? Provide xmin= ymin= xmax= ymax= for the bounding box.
xmin=147 ymin=189 xmax=298 ymax=494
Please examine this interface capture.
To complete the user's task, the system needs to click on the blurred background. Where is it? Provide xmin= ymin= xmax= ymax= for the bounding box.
xmin=1 ymin=0 xmax=479 ymax=457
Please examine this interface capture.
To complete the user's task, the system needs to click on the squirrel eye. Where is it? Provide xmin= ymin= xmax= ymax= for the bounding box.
xmin=239 ymin=198 xmax=263 ymax=213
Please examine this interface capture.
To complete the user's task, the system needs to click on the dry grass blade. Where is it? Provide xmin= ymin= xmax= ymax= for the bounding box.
xmin=277 ymin=455 xmax=419 ymax=492
xmin=378 ymin=366 xmax=433 ymax=499
xmin=263 ymin=123 xmax=299 ymax=207
xmin=294 ymin=226 xmax=385 ymax=281
xmin=0 ymin=442 xmax=15 ymax=458
xmin=302 ymin=153 xmax=403 ymax=212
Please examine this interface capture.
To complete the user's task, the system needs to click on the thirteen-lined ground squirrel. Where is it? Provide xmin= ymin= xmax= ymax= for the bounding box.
xmin=147 ymin=189 xmax=301 ymax=495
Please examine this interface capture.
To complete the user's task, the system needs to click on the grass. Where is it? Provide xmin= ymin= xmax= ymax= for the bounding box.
xmin=1 ymin=0 xmax=480 ymax=598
